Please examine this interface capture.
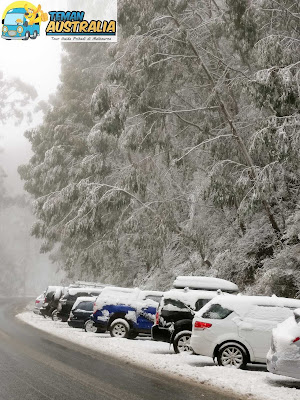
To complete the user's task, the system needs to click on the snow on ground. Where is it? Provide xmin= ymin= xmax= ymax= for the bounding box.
xmin=17 ymin=311 xmax=300 ymax=400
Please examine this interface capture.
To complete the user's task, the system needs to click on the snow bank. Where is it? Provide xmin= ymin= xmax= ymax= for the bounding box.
xmin=17 ymin=312 xmax=300 ymax=400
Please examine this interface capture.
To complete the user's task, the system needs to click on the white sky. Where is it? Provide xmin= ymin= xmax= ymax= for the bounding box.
xmin=0 ymin=27 xmax=62 ymax=194
xmin=0 ymin=0 xmax=117 ymax=194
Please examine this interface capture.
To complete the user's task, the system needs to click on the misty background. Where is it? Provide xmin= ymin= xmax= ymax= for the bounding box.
xmin=0 ymin=37 xmax=63 ymax=294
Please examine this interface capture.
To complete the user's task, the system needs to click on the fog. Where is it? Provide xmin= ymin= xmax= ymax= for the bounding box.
xmin=0 ymin=35 xmax=64 ymax=295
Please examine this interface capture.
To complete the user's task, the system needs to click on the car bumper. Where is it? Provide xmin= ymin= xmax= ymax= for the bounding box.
xmin=151 ymin=325 xmax=172 ymax=343
xmin=68 ymin=320 xmax=85 ymax=329
xmin=267 ymin=350 xmax=300 ymax=380
xmin=190 ymin=331 xmax=215 ymax=357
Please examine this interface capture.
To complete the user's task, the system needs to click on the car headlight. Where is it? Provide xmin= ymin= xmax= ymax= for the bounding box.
xmin=17 ymin=26 xmax=23 ymax=33
xmin=2 ymin=26 xmax=8 ymax=33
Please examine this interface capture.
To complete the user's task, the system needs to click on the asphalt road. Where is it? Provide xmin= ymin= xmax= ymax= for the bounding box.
xmin=0 ymin=298 xmax=244 ymax=400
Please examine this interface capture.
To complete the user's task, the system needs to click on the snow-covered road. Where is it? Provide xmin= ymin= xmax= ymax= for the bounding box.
xmin=17 ymin=312 xmax=300 ymax=400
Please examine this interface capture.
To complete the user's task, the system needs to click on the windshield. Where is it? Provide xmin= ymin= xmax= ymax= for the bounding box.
xmin=4 ymin=13 xmax=24 ymax=25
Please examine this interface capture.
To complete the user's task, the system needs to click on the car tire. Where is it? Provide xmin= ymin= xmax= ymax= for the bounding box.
xmin=23 ymin=31 xmax=30 ymax=40
xmin=31 ymin=30 xmax=38 ymax=39
xmin=173 ymin=330 xmax=193 ymax=354
xmin=217 ymin=343 xmax=247 ymax=369
xmin=84 ymin=319 xmax=99 ymax=333
xmin=109 ymin=319 xmax=130 ymax=338
xmin=51 ymin=310 xmax=61 ymax=321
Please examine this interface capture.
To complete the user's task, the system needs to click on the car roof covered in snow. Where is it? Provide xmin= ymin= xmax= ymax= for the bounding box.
xmin=173 ymin=276 xmax=239 ymax=292
xmin=197 ymin=295 xmax=300 ymax=318
xmin=46 ymin=285 xmax=63 ymax=294
xmin=67 ymin=287 xmax=104 ymax=296
xmin=95 ymin=287 xmax=162 ymax=308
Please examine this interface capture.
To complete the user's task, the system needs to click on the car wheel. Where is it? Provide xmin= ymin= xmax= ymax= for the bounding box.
xmin=173 ymin=331 xmax=193 ymax=354
xmin=84 ymin=319 xmax=98 ymax=333
xmin=31 ymin=30 xmax=38 ymax=39
xmin=109 ymin=319 xmax=130 ymax=338
xmin=23 ymin=31 xmax=30 ymax=40
xmin=217 ymin=343 xmax=247 ymax=369
xmin=51 ymin=310 xmax=61 ymax=321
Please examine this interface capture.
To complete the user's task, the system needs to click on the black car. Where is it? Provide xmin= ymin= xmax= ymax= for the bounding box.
xmin=68 ymin=297 xmax=96 ymax=329
xmin=56 ymin=287 xmax=104 ymax=322
xmin=40 ymin=286 xmax=65 ymax=318
xmin=151 ymin=289 xmax=216 ymax=353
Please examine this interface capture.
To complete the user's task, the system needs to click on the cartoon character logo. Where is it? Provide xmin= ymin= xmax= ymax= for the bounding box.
xmin=2 ymin=1 xmax=48 ymax=40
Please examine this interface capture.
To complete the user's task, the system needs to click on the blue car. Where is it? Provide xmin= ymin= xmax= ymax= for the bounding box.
xmin=2 ymin=8 xmax=40 ymax=40
xmin=86 ymin=287 xmax=163 ymax=338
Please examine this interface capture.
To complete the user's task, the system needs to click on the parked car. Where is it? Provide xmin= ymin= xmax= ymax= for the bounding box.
xmin=173 ymin=276 xmax=239 ymax=293
xmin=152 ymin=289 xmax=221 ymax=353
xmin=267 ymin=308 xmax=300 ymax=380
xmin=190 ymin=295 xmax=300 ymax=368
xmin=89 ymin=287 xmax=163 ymax=338
xmin=152 ymin=277 xmax=239 ymax=353
xmin=56 ymin=286 xmax=105 ymax=322
xmin=68 ymin=297 xmax=96 ymax=329
xmin=40 ymin=286 xmax=65 ymax=318
xmin=33 ymin=292 xmax=45 ymax=314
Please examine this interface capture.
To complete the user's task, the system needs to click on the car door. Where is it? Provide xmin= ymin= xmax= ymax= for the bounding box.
xmin=73 ymin=301 xmax=93 ymax=322
xmin=238 ymin=305 xmax=293 ymax=362
xmin=136 ymin=295 xmax=161 ymax=331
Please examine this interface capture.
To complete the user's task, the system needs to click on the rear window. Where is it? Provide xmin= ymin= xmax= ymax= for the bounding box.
xmin=163 ymin=298 xmax=190 ymax=312
xmin=75 ymin=292 xmax=89 ymax=298
xmin=46 ymin=291 xmax=55 ymax=301
xmin=145 ymin=295 xmax=162 ymax=303
xmin=75 ymin=301 xmax=93 ymax=311
xmin=195 ymin=298 xmax=210 ymax=311
xmin=201 ymin=303 xmax=233 ymax=319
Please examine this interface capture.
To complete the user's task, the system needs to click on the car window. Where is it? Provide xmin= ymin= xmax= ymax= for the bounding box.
xmin=75 ymin=292 xmax=89 ymax=298
xmin=91 ymin=291 xmax=102 ymax=296
xmin=46 ymin=291 xmax=55 ymax=301
xmin=75 ymin=301 xmax=93 ymax=311
xmin=201 ymin=303 xmax=233 ymax=319
xmin=195 ymin=298 xmax=210 ymax=311
xmin=145 ymin=295 xmax=162 ymax=303
xmin=163 ymin=298 xmax=190 ymax=312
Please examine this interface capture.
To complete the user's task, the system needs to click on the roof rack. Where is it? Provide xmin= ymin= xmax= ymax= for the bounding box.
xmin=68 ymin=281 xmax=106 ymax=288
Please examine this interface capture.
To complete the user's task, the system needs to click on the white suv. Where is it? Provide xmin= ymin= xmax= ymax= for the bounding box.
xmin=190 ymin=295 xmax=300 ymax=368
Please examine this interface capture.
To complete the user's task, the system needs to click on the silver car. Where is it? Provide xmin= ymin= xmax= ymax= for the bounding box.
xmin=267 ymin=308 xmax=300 ymax=380
xmin=33 ymin=292 xmax=45 ymax=314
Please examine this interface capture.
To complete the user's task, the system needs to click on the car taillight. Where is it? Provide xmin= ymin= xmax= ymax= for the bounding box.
xmin=155 ymin=311 xmax=160 ymax=325
xmin=194 ymin=321 xmax=212 ymax=329
xmin=293 ymin=337 xmax=300 ymax=343
xmin=93 ymin=302 xmax=97 ymax=314
xmin=35 ymin=300 xmax=40 ymax=304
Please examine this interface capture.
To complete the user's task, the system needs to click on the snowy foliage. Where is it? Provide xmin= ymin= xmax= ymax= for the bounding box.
xmin=20 ymin=1 xmax=300 ymax=296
